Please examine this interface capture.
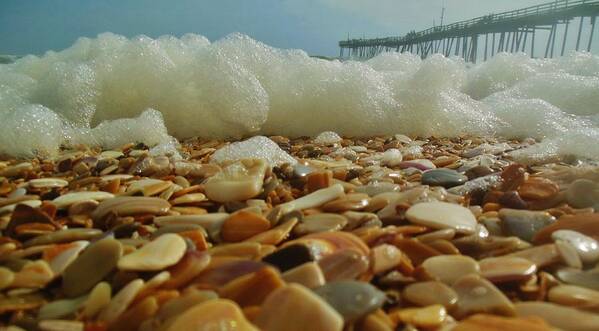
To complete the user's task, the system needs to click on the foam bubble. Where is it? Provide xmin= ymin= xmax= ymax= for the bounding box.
xmin=211 ymin=136 xmax=296 ymax=166
xmin=0 ymin=32 xmax=598 ymax=162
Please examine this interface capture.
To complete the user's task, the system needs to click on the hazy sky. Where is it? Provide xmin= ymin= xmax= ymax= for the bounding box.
xmin=0 ymin=0 xmax=583 ymax=56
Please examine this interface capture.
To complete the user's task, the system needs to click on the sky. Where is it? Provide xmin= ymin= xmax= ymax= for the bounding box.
xmin=0 ymin=0 xmax=591 ymax=56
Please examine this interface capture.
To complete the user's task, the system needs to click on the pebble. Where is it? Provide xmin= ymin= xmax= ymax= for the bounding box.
xmin=82 ymin=282 xmax=112 ymax=318
xmin=465 ymin=165 xmax=494 ymax=179
xmin=38 ymin=295 xmax=88 ymax=320
xmin=517 ymin=177 xmax=559 ymax=200
xmin=91 ymin=196 xmax=171 ymax=222
xmin=318 ymin=249 xmax=370 ymax=282
xmin=221 ymin=210 xmax=271 ymax=242
xmin=420 ymin=255 xmax=480 ymax=285
xmin=421 ymin=169 xmax=467 ymax=188
xmin=11 ymin=260 xmax=54 ymax=288
xmin=46 ymin=241 xmax=89 ymax=275
xmin=556 ymin=268 xmax=599 ymax=291
xmin=452 ymin=274 xmax=515 ymax=318
xmin=516 ymin=301 xmax=599 ymax=331
xmin=534 ymin=213 xmax=599 ymax=244
xmin=548 ymin=284 xmax=599 ymax=309
xmin=281 ymin=262 xmax=325 ymax=289
xmin=381 ymin=149 xmax=403 ymax=167
xmin=371 ymin=244 xmax=402 ymax=274
xmin=499 ymin=209 xmax=556 ymax=242
xmin=406 ymin=201 xmax=477 ymax=234
xmin=294 ymin=213 xmax=348 ymax=236
xmin=555 ymin=239 xmax=583 ymax=268
xmin=478 ymin=256 xmax=536 ymax=283
xmin=52 ymin=191 xmax=115 ymax=209
xmin=62 ymin=238 xmax=122 ymax=297
xmin=402 ymin=281 xmax=458 ymax=309
xmin=394 ymin=304 xmax=447 ymax=328
xmin=355 ymin=182 xmax=400 ymax=196
xmin=167 ymin=299 xmax=258 ymax=331
xmin=262 ymin=244 xmax=315 ymax=272
xmin=256 ymin=284 xmax=343 ymax=331
xmin=399 ymin=159 xmax=436 ymax=171
xmin=117 ymin=233 xmax=186 ymax=271
xmin=566 ymin=179 xmax=599 ymax=208
xmin=0 ymin=267 xmax=15 ymax=290
xmin=28 ymin=178 xmax=69 ymax=189
xmin=552 ymin=230 xmax=599 ymax=264
xmin=205 ymin=159 xmax=268 ymax=202
xmin=98 ymin=278 xmax=145 ymax=324
xmin=314 ymin=281 xmax=386 ymax=322
xmin=453 ymin=314 xmax=552 ymax=331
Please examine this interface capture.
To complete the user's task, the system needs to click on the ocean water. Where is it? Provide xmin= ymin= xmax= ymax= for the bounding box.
xmin=0 ymin=32 xmax=598 ymax=162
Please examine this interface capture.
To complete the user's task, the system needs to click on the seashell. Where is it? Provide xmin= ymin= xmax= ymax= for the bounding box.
xmin=52 ymin=191 xmax=114 ymax=209
xmin=68 ymin=200 xmax=99 ymax=216
xmin=416 ymin=229 xmax=456 ymax=243
xmin=195 ymin=259 xmax=267 ymax=290
xmin=125 ymin=179 xmax=171 ymax=197
xmin=244 ymin=218 xmax=297 ymax=245
xmin=162 ymin=251 xmax=211 ymax=289
xmin=5 ymin=204 xmax=59 ymax=238
xmin=507 ymin=244 xmax=561 ymax=268
xmin=556 ymin=239 xmax=583 ymax=268
xmin=393 ymin=238 xmax=440 ymax=266
xmin=221 ymin=210 xmax=271 ymax=242
xmin=262 ymin=244 xmax=315 ymax=272
xmin=452 ymin=274 xmax=515 ymax=318
xmin=0 ymin=292 xmax=46 ymax=314
xmin=110 ymin=296 xmax=159 ymax=331
xmin=282 ymin=262 xmax=325 ymax=289
xmin=98 ymin=278 xmax=145 ymax=324
xmin=517 ymin=177 xmax=559 ymax=200
xmin=170 ymin=193 xmax=206 ymax=205
xmin=38 ymin=295 xmax=88 ymax=320
xmin=208 ymin=242 xmax=264 ymax=259
xmin=0 ymin=199 xmax=42 ymax=216
xmin=91 ymin=196 xmax=171 ymax=223
xmin=29 ymin=178 xmax=69 ymax=189
xmin=548 ymin=284 xmax=599 ymax=310
xmin=306 ymin=170 xmax=333 ymax=192
xmin=0 ymin=162 xmax=33 ymax=177
xmin=321 ymin=194 xmax=369 ymax=213
xmin=552 ymin=229 xmax=599 ymax=264
xmin=166 ymin=299 xmax=258 ymax=331
xmin=256 ymin=284 xmax=343 ymax=331
xmin=204 ymin=159 xmax=268 ymax=202
xmin=402 ymin=281 xmax=458 ymax=309
xmin=219 ymin=266 xmax=285 ymax=307
xmin=0 ymin=267 xmax=15 ymax=290
xmin=118 ymin=233 xmax=186 ymax=271
xmin=566 ymin=179 xmax=599 ymax=209
xmin=534 ymin=213 xmax=599 ymax=244
xmin=556 ymin=267 xmax=599 ymax=291
xmin=24 ymin=228 xmax=102 ymax=248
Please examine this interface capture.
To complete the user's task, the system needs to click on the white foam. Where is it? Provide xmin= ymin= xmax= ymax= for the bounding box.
xmin=210 ymin=136 xmax=296 ymax=166
xmin=0 ymin=33 xmax=598 ymax=162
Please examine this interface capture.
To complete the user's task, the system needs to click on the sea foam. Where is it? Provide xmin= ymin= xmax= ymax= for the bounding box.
xmin=1 ymin=32 xmax=598 ymax=162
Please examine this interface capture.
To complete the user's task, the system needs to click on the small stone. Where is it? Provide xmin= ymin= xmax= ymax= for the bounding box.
xmin=167 ymin=299 xmax=258 ymax=331
xmin=399 ymin=159 xmax=436 ymax=171
xmin=478 ymin=256 xmax=536 ymax=283
xmin=170 ymin=193 xmax=206 ymax=205
xmin=0 ymin=267 xmax=15 ymax=290
xmin=282 ymin=262 xmax=325 ymax=289
xmin=516 ymin=301 xmax=599 ymax=331
xmin=62 ymin=238 xmax=122 ymax=297
xmin=162 ymin=251 xmax=211 ymax=289
xmin=314 ymin=281 xmax=386 ymax=322
xmin=256 ymin=284 xmax=343 ymax=331
xmin=219 ymin=267 xmax=285 ymax=307
xmin=355 ymin=182 xmax=400 ymax=196
xmin=11 ymin=260 xmax=53 ymax=288
xmin=498 ymin=191 xmax=528 ymax=209
xmin=394 ymin=304 xmax=447 ymax=328
xmin=52 ymin=191 xmax=114 ymax=209
xmin=46 ymin=241 xmax=89 ymax=276
xmin=118 ymin=233 xmax=186 ymax=271
xmin=402 ymin=281 xmax=458 ymax=309
xmin=453 ymin=314 xmax=552 ymax=331
xmin=566 ymin=179 xmax=599 ymax=209
xmin=499 ymin=209 xmax=556 ymax=242
xmin=420 ymin=255 xmax=480 ymax=285
xmin=318 ymin=249 xmax=370 ymax=282
xmin=381 ymin=149 xmax=403 ymax=167
xmin=221 ymin=210 xmax=271 ymax=242
xmin=517 ymin=177 xmax=559 ymax=200
xmin=421 ymin=169 xmax=467 ymax=188
xmin=548 ymin=284 xmax=599 ymax=309
xmin=205 ymin=159 xmax=269 ymax=202
xmin=508 ymin=244 xmax=561 ymax=268
xmin=556 ymin=268 xmax=599 ymax=291
xmin=371 ymin=244 xmax=402 ymax=274
xmin=406 ymin=201 xmax=477 ymax=234
xmin=38 ymin=295 xmax=88 ymax=320
xmin=465 ymin=165 xmax=494 ymax=180
xmin=29 ymin=178 xmax=69 ymax=189
xmin=293 ymin=164 xmax=314 ymax=177
xmin=91 ymin=196 xmax=171 ymax=223
xmin=82 ymin=282 xmax=112 ymax=319
xmin=552 ymin=230 xmax=599 ymax=264
xmin=534 ymin=214 xmax=599 ymax=244
xmin=306 ymin=170 xmax=332 ymax=192
xmin=556 ymin=239 xmax=583 ymax=268
xmin=262 ymin=244 xmax=315 ymax=272
xmin=294 ymin=213 xmax=348 ymax=236
xmin=98 ymin=278 xmax=145 ymax=324
xmin=453 ymin=274 xmax=515 ymax=318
